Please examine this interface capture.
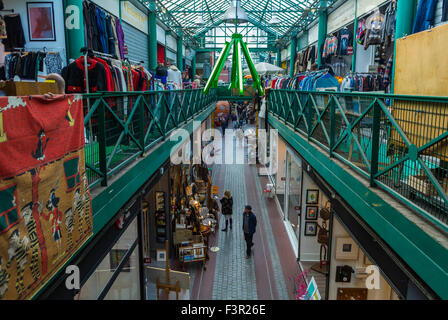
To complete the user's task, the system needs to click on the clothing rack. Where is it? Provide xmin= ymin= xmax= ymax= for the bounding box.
xmin=9 ymin=47 xmax=59 ymax=54
xmin=0 ymin=9 xmax=14 ymax=13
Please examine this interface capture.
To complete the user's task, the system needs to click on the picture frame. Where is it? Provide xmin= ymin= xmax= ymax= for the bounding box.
xmin=156 ymin=249 xmax=167 ymax=262
xmin=306 ymin=189 xmax=319 ymax=204
xmin=304 ymin=222 xmax=318 ymax=236
xmin=305 ymin=206 xmax=319 ymax=220
xmin=26 ymin=2 xmax=56 ymax=41
xmin=109 ymin=249 xmax=130 ymax=272
xmin=335 ymin=237 xmax=359 ymax=260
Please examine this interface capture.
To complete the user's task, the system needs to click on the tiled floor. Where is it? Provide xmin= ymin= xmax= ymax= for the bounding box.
xmin=147 ymin=126 xmax=300 ymax=300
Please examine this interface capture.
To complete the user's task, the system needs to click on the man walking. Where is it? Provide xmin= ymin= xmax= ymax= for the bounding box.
xmin=242 ymin=205 xmax=257 ymax=259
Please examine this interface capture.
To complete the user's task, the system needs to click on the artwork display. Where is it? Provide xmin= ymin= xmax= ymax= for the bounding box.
xmin=335 ymin=237 xmax=359 ymax=260
xmin=0 ymin=95 xmax=92 ymax=300
xmin=156 ymin=249 xmax=167 ymax=262
xmin=304 ymin=222 xmax=317 ymax=236
xmin=306 ymin=189 xmax=319 ymax=204
xmin=27 ymin=2 xmax=56 ymax=41
xmin=305 ymin=206 xmax=318 ymax=220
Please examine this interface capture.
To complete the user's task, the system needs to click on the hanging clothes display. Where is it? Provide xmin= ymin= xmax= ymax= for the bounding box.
xmin=337 ymin=28 xmax=353 ymax=56
xmin=3 ymin=51 xmax=63 ymax=81
xmin=63 ymin=56 xmax=107 ymax=93
xmin=412 ymin=0 xmax=438 ymax=34
xmin=382 ymin=1 xmax=397 ymax=48
xmin=82 ymin=1 xmax=124 ymax=59
xmin=3 ymin=14 xmax=26 ymax=51
xmin=340 ymin=73 xmax=385 ymax=92
xmin=363 ymin=11 xmax=385 ymax=49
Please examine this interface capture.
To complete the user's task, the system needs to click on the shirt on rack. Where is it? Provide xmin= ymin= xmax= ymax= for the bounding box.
xmin=64 ymin=56 xmax=107 ymax=93
xmin=3 ymin=14 xmax=25 ymax=51
xmin=338 ymin=28 xmax=353 ymax=56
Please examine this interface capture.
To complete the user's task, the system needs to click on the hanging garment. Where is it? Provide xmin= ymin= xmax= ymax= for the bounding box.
xmin=443 ymin=0 xmax=448 ymax=22
xmin=110 ymin=17 xmax=120 ymax=59
xmin=3 ymin=14 xmax=25 ymax=51
xmin=382 ymin=1 xmax=397 ymax=47
xmin=364 ymin=11 xmax=385 ymax=49
xmin=83 ymin=1 xmax=93 ymax=50
xmin=338 ymin=28 xmax=352 ymax=56
xmin=105 ymin=15 xmax=116 ymax=57
xmin=96 ymin=8 xmax=107 ymax=53
xmin=0 ymin=15 xmax=7 ymax=39
xmin=115 ymin=18 xmax=125 ymax=60
xmin=412 ymin=0 xmax=438 ymax=34
xmin=63 ymin=56 xmax=107 ymax=93
xmin=44 ymin=53 xmax=63 ymax=74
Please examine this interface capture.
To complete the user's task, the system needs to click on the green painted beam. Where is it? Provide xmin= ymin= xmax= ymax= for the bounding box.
xmin=317 ymin=1 xmax=328 ymax=68
xmin=289 ymin=35 xmax=297 ymax=77
xmin=177 ymin=34 xmax=183 ymax=70
xmin=148 ymin=0 xmax=158 ymax=70
xmin=268 ymin=114 xmax=448 ymax=300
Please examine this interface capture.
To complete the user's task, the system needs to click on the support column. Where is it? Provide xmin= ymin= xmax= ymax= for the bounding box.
xmin=177 ymin=34 xmax=183 ymax=71
xmin=148 ymin=0 xmax=157 ymax=70
xmin=289 ymin=35 xmax=297 ymax=77
xmin=276 ymin=47 xmax=281 ymax=67
xmin=351 ymin=0 xmax=358 ymax=72
xmin=192 ymin=53 xmax=196 ymax=78
xmin=391 ymin=0 xmax=417 ymax=92
xmin=63 ymin=0 xmax=85 ymax=62
xmin=316 ymin=0 xmax=328 ymax=68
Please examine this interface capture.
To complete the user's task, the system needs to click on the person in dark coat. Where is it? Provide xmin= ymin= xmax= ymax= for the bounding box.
xmin=220 ymin=189 xmax=233 ymax=231
xmin=242 ymin=205 xmax=257 ymax=259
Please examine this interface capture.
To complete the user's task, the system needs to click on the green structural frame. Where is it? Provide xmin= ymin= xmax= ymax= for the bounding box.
xmin=268 ymin=88 xmax=448 ymax=299
xmin=203 ymin=34 xmax=264 ymax=96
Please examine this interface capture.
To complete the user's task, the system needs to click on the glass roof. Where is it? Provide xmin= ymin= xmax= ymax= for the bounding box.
xmin=141 ymin=0 xmax=336 ymax=47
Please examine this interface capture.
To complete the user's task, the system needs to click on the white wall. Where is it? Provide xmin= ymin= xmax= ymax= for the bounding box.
xmin=5 ymin=0 xmax=67 ymax=63
xmin=357 ymin=0 xmax=388 ymax=18
xmin=327 ymin=0 xmax=356 ymax=33
xmin=166 ymin=34 xmax=177 ymax=52
xmin=299 ymin=172 xmax=328 ymax=262
xmin=355 ymin=43 xmax=375 ymax=73
xmin=275 ymin=136 xmax=287 ymax=196
xmin=157 ymin=24 xmax=166 ymax=44
xmin=308 ymin=24 xmax=319 ymax=44
xmin=328 ymin=218 xmax=396 ymax=300
xmin=91 ymin=0 xmax=120 ymax=17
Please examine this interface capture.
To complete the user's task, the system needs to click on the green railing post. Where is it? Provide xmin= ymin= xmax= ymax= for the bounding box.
xmin=370 ymin=101 xmax=381 ymax=187
xmin=139 ymin=95 xmax=145 ymax=156
xmin=98 ymin=99 xmax=108 ymax=186
xmin=329 ymin=96 xmax=335 ymax=158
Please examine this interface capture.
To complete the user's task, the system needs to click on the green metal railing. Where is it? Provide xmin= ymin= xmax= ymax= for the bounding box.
xmin=268 ymin=89 xmax=448 ymax=229
xmin=83 ymin=89 xmax=217 ymax=189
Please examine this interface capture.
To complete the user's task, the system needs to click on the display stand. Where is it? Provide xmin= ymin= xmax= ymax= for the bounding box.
xmin=155 ymin=240 xmax=181 ymax=300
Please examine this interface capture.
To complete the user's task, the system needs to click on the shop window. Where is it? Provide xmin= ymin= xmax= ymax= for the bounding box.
xmin=77 ymin=217 xmax=138 ymax=300
xmin=0 ymin=184 xmax=20 ymax=234
xmin=104 ymin=244 xmax=140 ymax=300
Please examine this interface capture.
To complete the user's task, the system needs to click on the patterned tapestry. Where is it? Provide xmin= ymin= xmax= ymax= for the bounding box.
xmin=0 ymin=95 xmax=92 ymax=300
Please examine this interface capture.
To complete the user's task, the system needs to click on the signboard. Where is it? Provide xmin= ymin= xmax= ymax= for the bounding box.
xmin=121 ymin=1 xmax=148 ymax=34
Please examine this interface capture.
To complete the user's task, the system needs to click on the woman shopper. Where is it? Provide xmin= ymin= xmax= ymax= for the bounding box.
xmin=220 ymin=190 xmax=233 ymax=232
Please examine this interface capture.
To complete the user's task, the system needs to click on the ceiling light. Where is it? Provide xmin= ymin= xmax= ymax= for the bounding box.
xmin=269 ymin=14 xmax=281 ymax=25
xmin=222 ymin=0 xmax=249 ymax=24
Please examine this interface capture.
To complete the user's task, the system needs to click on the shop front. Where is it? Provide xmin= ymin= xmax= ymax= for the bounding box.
xmin=2 ymin=0 xmax=66 ymax=85
xmin=280 ymin=141 xmax=408 ymax=300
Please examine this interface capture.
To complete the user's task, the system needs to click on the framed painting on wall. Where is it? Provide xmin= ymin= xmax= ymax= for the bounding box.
xmin=335 ymin=237 xmax=359 ymax=260
xmin=306 ymin=189 xmax=319 ymax=204
xmin=27 ymin=2 xmax=56 ymax=41
xmin=304 ymin=222 xmax=317 ymax=236
xmin=305 ymin=206 xmax=319 ymax=220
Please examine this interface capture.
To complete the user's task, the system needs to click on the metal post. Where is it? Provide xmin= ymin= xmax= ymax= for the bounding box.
xmin=317 ymin=0 xmax=328 ymax=68
xmin=289 ymin=34 xmax=297 ymax=77
xmin=329 ymin=97 xmax=335 ymax=158
xmin=98 ymin=100 xmax=108 ymax=186
xmin=276 ymin=47 xmax=281 ymax=67
xmin=177 ymin=33 xmax=183 ymax=71
xmin=370 ymin=101 xmax=381 ymax=187
xmin=192 ymin=53 xmax=197 ymax=78
xmin=351 ymin=0 xmax=358 ymax=72
xmin=148 ymin=0 xmax=158 ymax=70
xmin=63 ymin=0 xmax=85 ymax=62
